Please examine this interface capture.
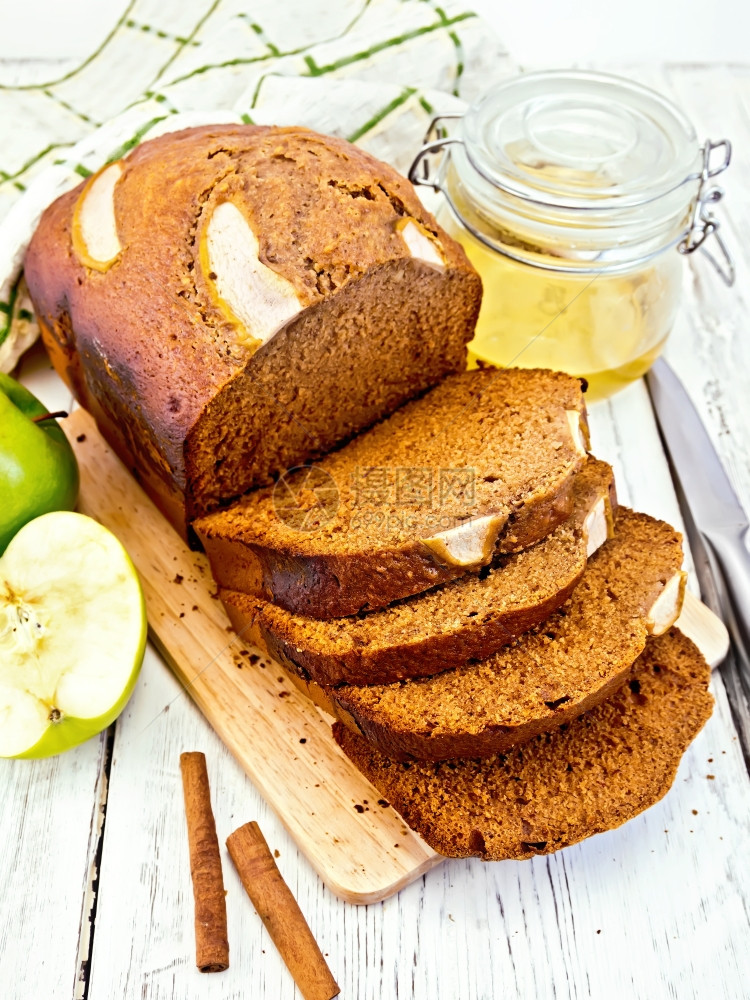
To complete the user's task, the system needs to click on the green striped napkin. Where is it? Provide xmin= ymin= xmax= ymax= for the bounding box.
xmin=0 ymin=0 xmax=512 ymax=371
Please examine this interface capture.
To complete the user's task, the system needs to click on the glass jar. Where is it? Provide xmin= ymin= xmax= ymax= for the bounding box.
xmin=409 ymin=71 xmax=734 ymax=400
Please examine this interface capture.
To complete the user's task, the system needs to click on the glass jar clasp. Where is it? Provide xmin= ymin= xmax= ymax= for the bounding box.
xmin=408 ymin=114 xmax=463 ymax=191
xmin=678 ymin=139 xmax=735 ymax=286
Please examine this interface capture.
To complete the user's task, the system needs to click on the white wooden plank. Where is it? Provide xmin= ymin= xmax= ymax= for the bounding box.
xmin=606 ymin=64 xmax=750 ymax=515
xmin=622 ymin=64 xmax=750 ymax=760
xmin=587 ymin=380 xmax=698 ymax=586
xmin=588 ymin=383 xmax=684 ymax=526
xmin=662 ymin=67 xmax=750 ymax=510
xmin=0 ymin=735 xmax=109 ymax=1000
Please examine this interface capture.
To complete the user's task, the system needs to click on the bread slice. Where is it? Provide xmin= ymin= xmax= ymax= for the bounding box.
xmin=334 ymin=628 xmax=712 ymax=860
xmin=196 ymin=368 xmax=589 ymax=618
xmin=271 ymin=509 xmax=686 ymax=759
xmin=26 ymin=124 xmax=482 ymax=538
xmin=222 ymin=458 xmax=616 ymax=686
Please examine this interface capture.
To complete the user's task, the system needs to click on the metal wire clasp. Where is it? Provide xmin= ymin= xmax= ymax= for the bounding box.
xmin=678 ymin=139 xmax=735 ymax=286
xmin=407 ymin=114 xmax=463 ymax=191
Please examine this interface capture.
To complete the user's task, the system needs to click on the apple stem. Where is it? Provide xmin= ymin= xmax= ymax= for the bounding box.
xmin=31 ymin=410 xmax=69 ymax=424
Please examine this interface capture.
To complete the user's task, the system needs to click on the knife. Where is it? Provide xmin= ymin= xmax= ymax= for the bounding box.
xmin=646 ymin=357 xmax=750 ymax=690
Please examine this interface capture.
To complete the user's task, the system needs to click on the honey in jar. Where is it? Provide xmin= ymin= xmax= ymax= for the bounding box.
xmin=411 ymin=71 xmax=733 ymax=400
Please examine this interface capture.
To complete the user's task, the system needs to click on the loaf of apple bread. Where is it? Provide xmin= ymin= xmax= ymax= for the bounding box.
xmin=25 ymin=125 xmax=482 ymax=537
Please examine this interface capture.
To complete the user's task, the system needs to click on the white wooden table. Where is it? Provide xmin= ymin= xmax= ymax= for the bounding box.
xmin=3 ymin=61 xmax=750 ymax=1000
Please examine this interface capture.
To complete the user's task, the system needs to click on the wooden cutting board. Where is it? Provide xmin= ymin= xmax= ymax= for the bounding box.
xmin=62 ymin=407 xmax=729 ymax=905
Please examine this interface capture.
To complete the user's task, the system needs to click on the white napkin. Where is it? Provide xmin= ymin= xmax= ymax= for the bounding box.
xmin=0 ymin=0 xmax=512 ymax=371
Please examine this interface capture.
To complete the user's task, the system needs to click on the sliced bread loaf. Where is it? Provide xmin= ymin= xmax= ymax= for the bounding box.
xmin=196 ymin=368 xmax=589 ymax=618
xmin=26 ymin=125 xmax=482 ymax=538
xmin=334 ymin=628 xmax=713 ymax=860
xmin=272 ymin=508 xmax=686 ymax=759
xmin=222 ymin=458 xmax=616 ymax=686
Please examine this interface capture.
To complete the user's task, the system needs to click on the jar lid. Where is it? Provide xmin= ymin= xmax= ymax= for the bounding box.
xmin=462 ymin=70 xmax=701 ymax=210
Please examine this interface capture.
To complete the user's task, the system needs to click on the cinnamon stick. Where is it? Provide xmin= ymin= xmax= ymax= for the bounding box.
xmin=226 ymin=821 xmax=339 ymax=1000
xmin=179 ymin=752 xmax=229 ymax=972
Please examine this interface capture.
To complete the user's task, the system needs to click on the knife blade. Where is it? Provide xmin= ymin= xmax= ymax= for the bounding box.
xmin=646 ymin=357 xmax=750 ymax=684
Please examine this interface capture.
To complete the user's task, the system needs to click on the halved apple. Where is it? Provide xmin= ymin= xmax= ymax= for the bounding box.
xmin=0 ymin=511 xmax=147 ymax=758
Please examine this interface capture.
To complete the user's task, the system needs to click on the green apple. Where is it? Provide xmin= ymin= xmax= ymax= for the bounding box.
xmin=0 ymin=372 xmax=80 ymax=555
xmin=0 ymin=511 xmax=147 ymax=758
